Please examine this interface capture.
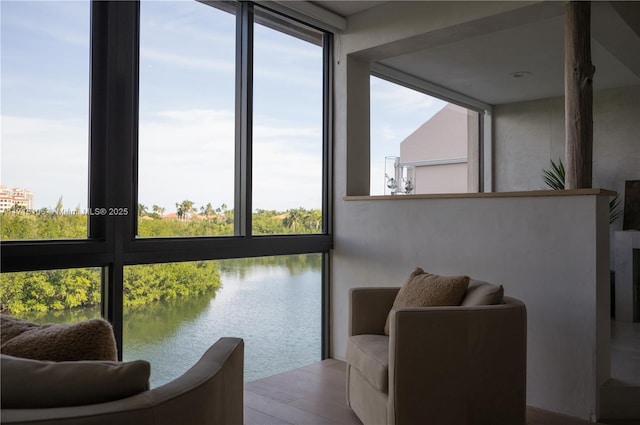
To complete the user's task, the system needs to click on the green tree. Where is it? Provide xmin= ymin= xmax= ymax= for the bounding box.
xmin=152 ymin=204 xmax=165 ymax=217
xmin=1 ymin=205 xmax=323 ymax=315
xmin=138 ymin=203 xmax=149 ymax=217
xmin=201 ymin=203 xmax=215 ymax=217
xmin=8 ymin=203 xmax=27 ymax=213
xmin=176 ymin=200 xmax=195 ymax=220
xmin=55 ymin=196 xmax=64 ymax=215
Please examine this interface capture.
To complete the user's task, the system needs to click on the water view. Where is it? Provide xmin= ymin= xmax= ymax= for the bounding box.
xmin=19 ymin=255 xmax=321 ymax=387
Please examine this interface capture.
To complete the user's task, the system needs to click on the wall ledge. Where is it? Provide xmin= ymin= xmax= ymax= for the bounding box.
xmin=343 ymin=188 xmax=617 ymax=201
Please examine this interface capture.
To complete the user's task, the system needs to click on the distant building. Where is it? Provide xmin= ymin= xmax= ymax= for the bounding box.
xmin=399 ymin=103 xmax=479 ymax=194
xmin=0 ymin=185 xmax=34 ymax=212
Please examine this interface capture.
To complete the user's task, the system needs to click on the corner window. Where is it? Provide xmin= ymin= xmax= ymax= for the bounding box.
xmin=1 ymin=1 xmax=332 ymax=381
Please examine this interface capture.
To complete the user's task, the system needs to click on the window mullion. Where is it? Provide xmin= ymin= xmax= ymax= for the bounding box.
xmin=97 ymin=0 xmax=139 ymax=357
xmin=235 ymin=2 xmax=254 ymax=237
xmin=322 ymin=32 xmax=333 ymax=235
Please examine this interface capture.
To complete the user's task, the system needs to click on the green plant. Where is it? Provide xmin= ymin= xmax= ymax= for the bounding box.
xmin=542 ymin=158 xmax=566 ymax=190
xmin=542 ymin=158 xmax=622 ymax=224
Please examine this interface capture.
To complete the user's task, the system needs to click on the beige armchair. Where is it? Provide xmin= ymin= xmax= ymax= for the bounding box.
xmin=2 ymin=337 xmax=244 ymax=425
xmin=346 ymin=287 xmax=526 ymax=425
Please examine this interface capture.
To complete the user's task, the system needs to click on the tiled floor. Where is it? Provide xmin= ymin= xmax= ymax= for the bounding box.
xmin=244 ymin=359 xmax=640 ymax=425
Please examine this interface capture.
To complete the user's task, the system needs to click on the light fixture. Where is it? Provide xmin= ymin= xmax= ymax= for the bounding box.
xmin=511 ymin=71 xmax=532 ymax=79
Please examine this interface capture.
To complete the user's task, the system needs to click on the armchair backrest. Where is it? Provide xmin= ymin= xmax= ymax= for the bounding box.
xmin=387 ymin=297 xmax=526 ymax=425
xmin=347 ymin=287 xmax=527 ymax=425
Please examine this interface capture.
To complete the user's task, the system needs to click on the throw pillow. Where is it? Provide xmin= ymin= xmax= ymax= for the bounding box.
xmin=384 ymin=267 xmax=469 ymax=335
xmin=0 ymin=315 xmax=41 ymax=343
xmin=1 ymin=316 xmax=117 ymax=361
xmin=461 ymin=279 xmax=504 ymax=306
xmin=1 ymin=354 xmax=150 ymax=409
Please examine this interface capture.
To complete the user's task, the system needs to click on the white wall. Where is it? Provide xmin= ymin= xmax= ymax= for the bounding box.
xmin=493 ymin=85 xmax=640 ymax=265
xmin=494 ymin=85 xmax=640 ymax=198
xmin=331 ymin=192 xmax=611 ymax=421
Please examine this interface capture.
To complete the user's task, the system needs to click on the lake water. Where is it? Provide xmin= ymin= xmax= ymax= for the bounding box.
xmin=23 ymin=256 xmax=322 ymax=387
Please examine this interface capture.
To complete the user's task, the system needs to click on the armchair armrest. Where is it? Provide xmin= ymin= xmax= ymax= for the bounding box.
xmin=1 ymin=337 xmax=244 ymax=425
xmin=349 ymin=287 xmax=399 ymax=336
xmin=150 ymin=337 xmax=244 ymax=425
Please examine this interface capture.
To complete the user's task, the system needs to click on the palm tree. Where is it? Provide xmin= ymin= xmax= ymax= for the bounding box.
xmin=284 ymin=208 xmax=307 ymax=232
xmin=176 ymin=200 xmax=195 ymax=221
xmin=201 ymin=203 xmax=215 ymax=217
xmin=138 ymin=203 xmax=149 ymax=217
xmin=152 ymin=205 xmax=165 ymax=217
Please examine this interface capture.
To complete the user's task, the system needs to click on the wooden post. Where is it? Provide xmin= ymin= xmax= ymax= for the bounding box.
xmin=564 ymin=1 xmax=595 ymax=189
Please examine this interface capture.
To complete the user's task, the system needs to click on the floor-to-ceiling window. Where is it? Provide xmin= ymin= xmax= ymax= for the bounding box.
xmin=1 ymin=1 xmax=91 ymax=239
xmin=1 ymin=0 xmax=332 ymax=384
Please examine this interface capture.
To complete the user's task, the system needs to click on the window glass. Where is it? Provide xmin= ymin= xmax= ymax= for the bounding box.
xmin=137 ymin=1 xmax=236 ymax=237
xmin=252 ymin=8 xmax=324 ymax=235
xmin=0 ymin=268 xmax=101 ymax=323
xmin=123 ymin=255 xmax=321 ymax=386
xmin=1 ymin=1 xmax=90 ymax=239
xmin=370 ymin=76 xmax=480 ymax=195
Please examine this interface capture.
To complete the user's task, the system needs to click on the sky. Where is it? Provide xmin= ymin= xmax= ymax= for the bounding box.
xmin=1 ymin=0 xmax=447 ymax=212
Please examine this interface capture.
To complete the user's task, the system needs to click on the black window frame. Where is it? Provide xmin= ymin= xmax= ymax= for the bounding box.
xmin=1 ymin=0 xmax=333 ymax=360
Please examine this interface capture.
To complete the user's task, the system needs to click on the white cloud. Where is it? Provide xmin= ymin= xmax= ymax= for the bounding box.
xmin=371 ymin=76 xmax=446 ymax=114
xmin=140 ymin=48 xmax=234 ymax=73
xmin=1 ymin=115 xmax=89 ymax=209
xmin=141 ymin=3 xmax=235 ymax=47
xmin=2 ymin=2 xmax=89 ymax=47
xmin=380 ymin=124 xmax=397 ymax=141
xmin=253 ymin=124 xmax=320 ymax=140
xmin=137 ymin=108 xmax=322 ymax=212
xmin=138 ymin=109 xmax=236 ymax=210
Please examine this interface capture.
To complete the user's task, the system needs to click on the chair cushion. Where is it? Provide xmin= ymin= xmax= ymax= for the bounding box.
xmin=461 ymin=279 xmax=504 ymax=306
xmin=1 ymin=354 xmax=150 ymax=408
xmin=384 ymin=268 xmax=469 ymax=335
xmin=347 ymin=334 xmax=389 ymax=393
xmin=0 ymin=315 xmax=117 ymax=361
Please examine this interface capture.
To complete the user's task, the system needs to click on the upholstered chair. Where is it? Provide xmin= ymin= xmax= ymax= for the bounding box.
xmin=346 ymin=287 xmax=527 ymax=425
xmin=2 ymin=337 xmax=244 ymax=425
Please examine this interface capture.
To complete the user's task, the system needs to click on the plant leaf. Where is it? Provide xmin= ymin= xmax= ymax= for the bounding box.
xmin=543 ymin=158 xmax=565 ymax=190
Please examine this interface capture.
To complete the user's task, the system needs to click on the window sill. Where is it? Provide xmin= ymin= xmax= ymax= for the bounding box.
xmin=343 ymin=188 xmax=616 ymax=201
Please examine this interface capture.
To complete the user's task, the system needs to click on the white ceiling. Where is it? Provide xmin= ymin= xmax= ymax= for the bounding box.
xmin=310 ymin=1 xmax=385 ymax=17
xmin=312 ymin=1 xmax=640 ymax=105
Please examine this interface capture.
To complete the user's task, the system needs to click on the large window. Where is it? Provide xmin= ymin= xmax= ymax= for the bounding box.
xmin=252 ymin=9 xmax=324 ymax=235
xmin=1 ymin=1 xmax=91 ymax=240
xmin=137 ymin=1 xmax=236 ymax=236
xmin=123 ymin=255 xmax=321 ymax=385
xmin=1 ymin=1 xmax=332 ymax=375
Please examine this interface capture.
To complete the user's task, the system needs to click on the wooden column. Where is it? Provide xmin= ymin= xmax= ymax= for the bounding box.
xmin=564 ymin=1 xmax=595 ymax=189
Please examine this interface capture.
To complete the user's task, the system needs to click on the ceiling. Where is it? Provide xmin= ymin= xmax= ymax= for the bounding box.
xmin=311 ymin=1 xmax=640 ymax=105
xmin=310 ymin=1 xmax=385 ymax=17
